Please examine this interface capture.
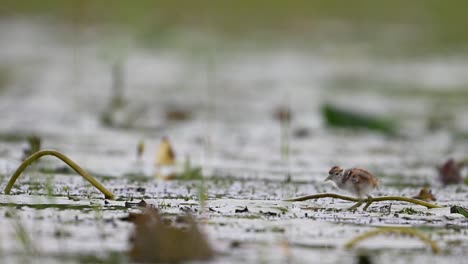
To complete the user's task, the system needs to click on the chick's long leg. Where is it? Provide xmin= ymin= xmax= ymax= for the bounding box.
xmin=347 ymin=199 xmax=364 ymax=210
xmin=363 ymin=195 xmax=373 ymax=211
xmin=347 ymin=187 xmax=365 ymax=211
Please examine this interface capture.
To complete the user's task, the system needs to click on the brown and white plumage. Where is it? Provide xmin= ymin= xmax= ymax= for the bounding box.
xmin=325 ymin=166 xmax=379 ymax=198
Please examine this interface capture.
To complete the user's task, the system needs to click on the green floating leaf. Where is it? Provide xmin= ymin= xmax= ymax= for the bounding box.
xmin=450 ymin=205 xmax=468 ymax=217
xmin=322 ymin=104 xmax=396 ymax=134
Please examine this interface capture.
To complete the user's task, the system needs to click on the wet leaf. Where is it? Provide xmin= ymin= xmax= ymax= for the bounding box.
xmin=450 ymin=206 xmax=468 ymax=217
xmin=438 ymin=158 xmax=463 ymax=185
xmin=129 ymin=208 xmax=213 ymax=263
xmin=155 ymin=137 xmax=175 ymax=166
xmin=322 ymin=104 xmax=396 ymax=134
xmin=412 ymin=188 xmax=436 ymax=201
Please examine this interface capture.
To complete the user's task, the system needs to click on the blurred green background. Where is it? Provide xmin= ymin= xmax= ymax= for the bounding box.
xmin=2 ymin=0 xmax=468 ymax=55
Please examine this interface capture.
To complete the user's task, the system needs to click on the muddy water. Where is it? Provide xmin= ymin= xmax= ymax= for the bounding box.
xmin=0 ymin=19 xmax=468 ymax=263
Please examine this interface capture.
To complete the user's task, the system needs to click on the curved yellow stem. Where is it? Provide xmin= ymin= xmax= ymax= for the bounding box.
xmin=364 ymin=196 xmax=442 ymax=210
xmin=284 ymin=193 xmax=443 ymax=210
xmin=4 ymin=149 xmax=115 ymax=199
xmin=285 ymin=193 xmax=360 ymax=202
xmin=345 ymin=227 xmax=441 ymax=253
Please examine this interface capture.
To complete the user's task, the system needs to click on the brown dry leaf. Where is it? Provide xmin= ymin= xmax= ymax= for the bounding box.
xmin=129 ymin=207 xmax=213 ymax=263
xmin=155 ymin=137 xmax=175 ymax=166
xmin=438 ymin=158 xmax=463 ymax=185
xmin=412 ymin=187 xmax=436 ymax=201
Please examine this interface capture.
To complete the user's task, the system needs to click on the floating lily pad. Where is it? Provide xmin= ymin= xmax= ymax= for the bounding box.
xmin=322 ymin=104 xmax=396 ymax=134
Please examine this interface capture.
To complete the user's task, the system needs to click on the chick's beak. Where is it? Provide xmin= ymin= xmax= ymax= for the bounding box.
xmin=324 ymin=175 xmax=332 ymax=182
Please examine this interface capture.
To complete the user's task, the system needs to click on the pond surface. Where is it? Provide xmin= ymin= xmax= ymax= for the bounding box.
xmin=0 ymin=19 xmax=468 ymax=263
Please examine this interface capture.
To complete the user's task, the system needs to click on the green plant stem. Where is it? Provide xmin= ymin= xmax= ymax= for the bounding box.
xmin=284 ymin=193 xmax=443 ymax=210
xmin=4 ymin=149 xmax=115 ymax=199
xmin=285 ymin=193 xmax=360 ymax=202
xmin=345 ymin=227 xmax=441 ymax=254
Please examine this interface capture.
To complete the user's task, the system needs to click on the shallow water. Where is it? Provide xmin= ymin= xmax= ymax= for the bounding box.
xmin=1 ymin=18 xmax=468 ymax=263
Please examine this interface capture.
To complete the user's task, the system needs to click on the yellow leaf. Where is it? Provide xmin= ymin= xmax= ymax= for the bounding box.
xmin=155 ymin=138 xmax=175 ymax=166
